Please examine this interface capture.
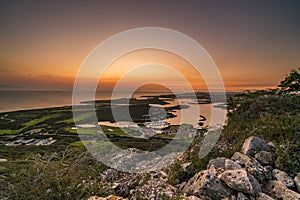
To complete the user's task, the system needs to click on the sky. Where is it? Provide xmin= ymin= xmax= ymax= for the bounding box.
xmin=0 ymin=0 xmax=300 ymax=91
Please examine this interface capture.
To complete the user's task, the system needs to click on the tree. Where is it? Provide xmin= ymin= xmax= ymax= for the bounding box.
xmin=278 ymin=68 xmax=300 ymax=94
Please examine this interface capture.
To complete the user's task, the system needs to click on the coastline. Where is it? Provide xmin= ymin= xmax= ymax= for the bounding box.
xmin=0 ymin=90 xmax=234 ymax=114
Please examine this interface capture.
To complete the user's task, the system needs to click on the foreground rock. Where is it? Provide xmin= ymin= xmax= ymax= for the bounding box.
xmin=207 ymin=157 xmax=242 ymax=173
xmin=182 ymin=136 xmax=300 ymax=200
xmin=88 ymin=136 xmax=300 ymax=200
xmin=241 ymin=136 xmax=270 ymax=157
xmin=219 ymin=169 xmax=261 ymax=195
xmin=272 ymin=169 xmax=294 ymax=188
xmin=255 ymin=151 xmax=274 ymax=166
xmin=183 ymin=169 xmax=234 ymax=199
xmin=231 ymin=152 xmax=272 ymax=182
xmin=265 ymin=180 xmax=300 ymax=200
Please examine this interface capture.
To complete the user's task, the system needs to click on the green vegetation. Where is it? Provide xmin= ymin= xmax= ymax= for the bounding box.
xmin=0 ymin=113 xmax=61 ymax=135
xmin=278 ymin=68 xmax=300 ymax=94
xmin=169 ymin=68 xmax=300 ymax=184
xmin=1 ymin=147 xmax=108 ymax=200
xmin=0 ymin=95 xmax=201 ymax=198
xmin=221 ymin=90 xmax=300 ymax=174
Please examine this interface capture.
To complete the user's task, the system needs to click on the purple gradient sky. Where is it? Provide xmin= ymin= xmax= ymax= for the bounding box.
xmin=0 ymin=0 xmax=300 ymax=91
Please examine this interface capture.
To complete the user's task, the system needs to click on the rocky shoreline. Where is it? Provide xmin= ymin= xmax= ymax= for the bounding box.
xmin=89 ymin=136 xmax=300 ymax=200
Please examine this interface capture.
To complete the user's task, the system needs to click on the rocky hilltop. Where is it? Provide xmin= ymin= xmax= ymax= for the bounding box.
xmin=89 ymin=136 xmax=300 ymax=200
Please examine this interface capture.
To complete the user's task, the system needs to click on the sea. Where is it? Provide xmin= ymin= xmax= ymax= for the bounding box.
xmin=0 ymin=90 xmax=227 ymax=127
xmin=0 ymin=90 xmax=146 ymax=113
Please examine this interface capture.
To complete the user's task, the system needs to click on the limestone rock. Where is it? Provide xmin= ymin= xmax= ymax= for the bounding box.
xmin=207 ymin=157 xmax=242 ymax=175
xmin=257 ymin=193 xmax=274 ymax=200
xmin=294 ymin=173 xmax=300 ymax=193
xmin=207 ymin=157 xmax=227 ymax=175
xmin=255 ymin=151 xmax=274 ymax=166
xmin=183 ymin=170 xmax=233 ymax=200
xmin=231 ymin=152 xmax=267 ymax=182
xmin=273 ymin=169 xmax=294 ymax=188
xmin=265 ymin=180 xmax=300 ymax=200
xmin=219 ymin=169 xmax=261 ymax=196
xmin=241 ymin=136 xmax=270 ymax=157
xmin=225 ymin=159 xmax=242 ymax=171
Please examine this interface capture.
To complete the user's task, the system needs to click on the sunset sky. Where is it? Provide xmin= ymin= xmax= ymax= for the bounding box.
xmin=1 ymin=0 xmax=300 ymax=91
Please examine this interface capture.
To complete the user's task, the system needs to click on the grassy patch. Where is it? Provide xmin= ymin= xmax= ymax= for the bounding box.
xmin=0 ymin=129 xmax=20 ymax=135
xmin=0 ymin=114 xmax=60 ymax=135
xmin=24 ymin=114 xmax=60 ymax=127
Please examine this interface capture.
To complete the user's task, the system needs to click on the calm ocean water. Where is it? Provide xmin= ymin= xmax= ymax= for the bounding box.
xmin=0 ymin=91 xmax=170 ymax=113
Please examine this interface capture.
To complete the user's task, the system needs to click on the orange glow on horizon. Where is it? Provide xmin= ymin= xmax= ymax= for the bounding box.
xmin=97 ymin=49 xmax=208 ymax=92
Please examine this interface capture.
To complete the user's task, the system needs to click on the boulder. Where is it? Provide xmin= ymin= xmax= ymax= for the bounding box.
xmin=183 ymin=170 xmax=234 ymax=200
xmin=207 ymin=157 xmax=241 ymax=175
xmin=219 ymin=169 xmax=261 ymax=196
xmin=265 ymin=180 xmax=300 ymax=200
xmin=225 ymin=159 xmax=243 ymax=171
xmin=231 ymin=152 xmax=267 ymax=182
xmin=294 ymin=173 xmax=300 ymax=193
xmin=254 ymin=151 xmax=274 ymax=166
xmin=273 ymin=169 xmax=294 ymax=188
xmin=257 ymin=193 xmax=274 ymax=200
xmin=241 ymin=136 xmax=270 ymax=157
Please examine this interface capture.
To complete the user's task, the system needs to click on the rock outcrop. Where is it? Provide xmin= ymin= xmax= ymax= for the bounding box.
xmin=254 ymin=151 xmax=274 ymax=166
xmin=219 ymin=169 xmax=261 ymax=195
xmin=88 ymin=136 xmax=300 ymax=200
xmin=241 ymin=136 xmax=270 ymax=157
xmin=183 ymin=136 xmax=300 ymax=200
xmin=183 ymin=169 xmax=234 ymax=199
xmin=264 ymin=180 xmax=300 ymax=200
xmin=272 ymin=169 xmax=294 ymax=188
